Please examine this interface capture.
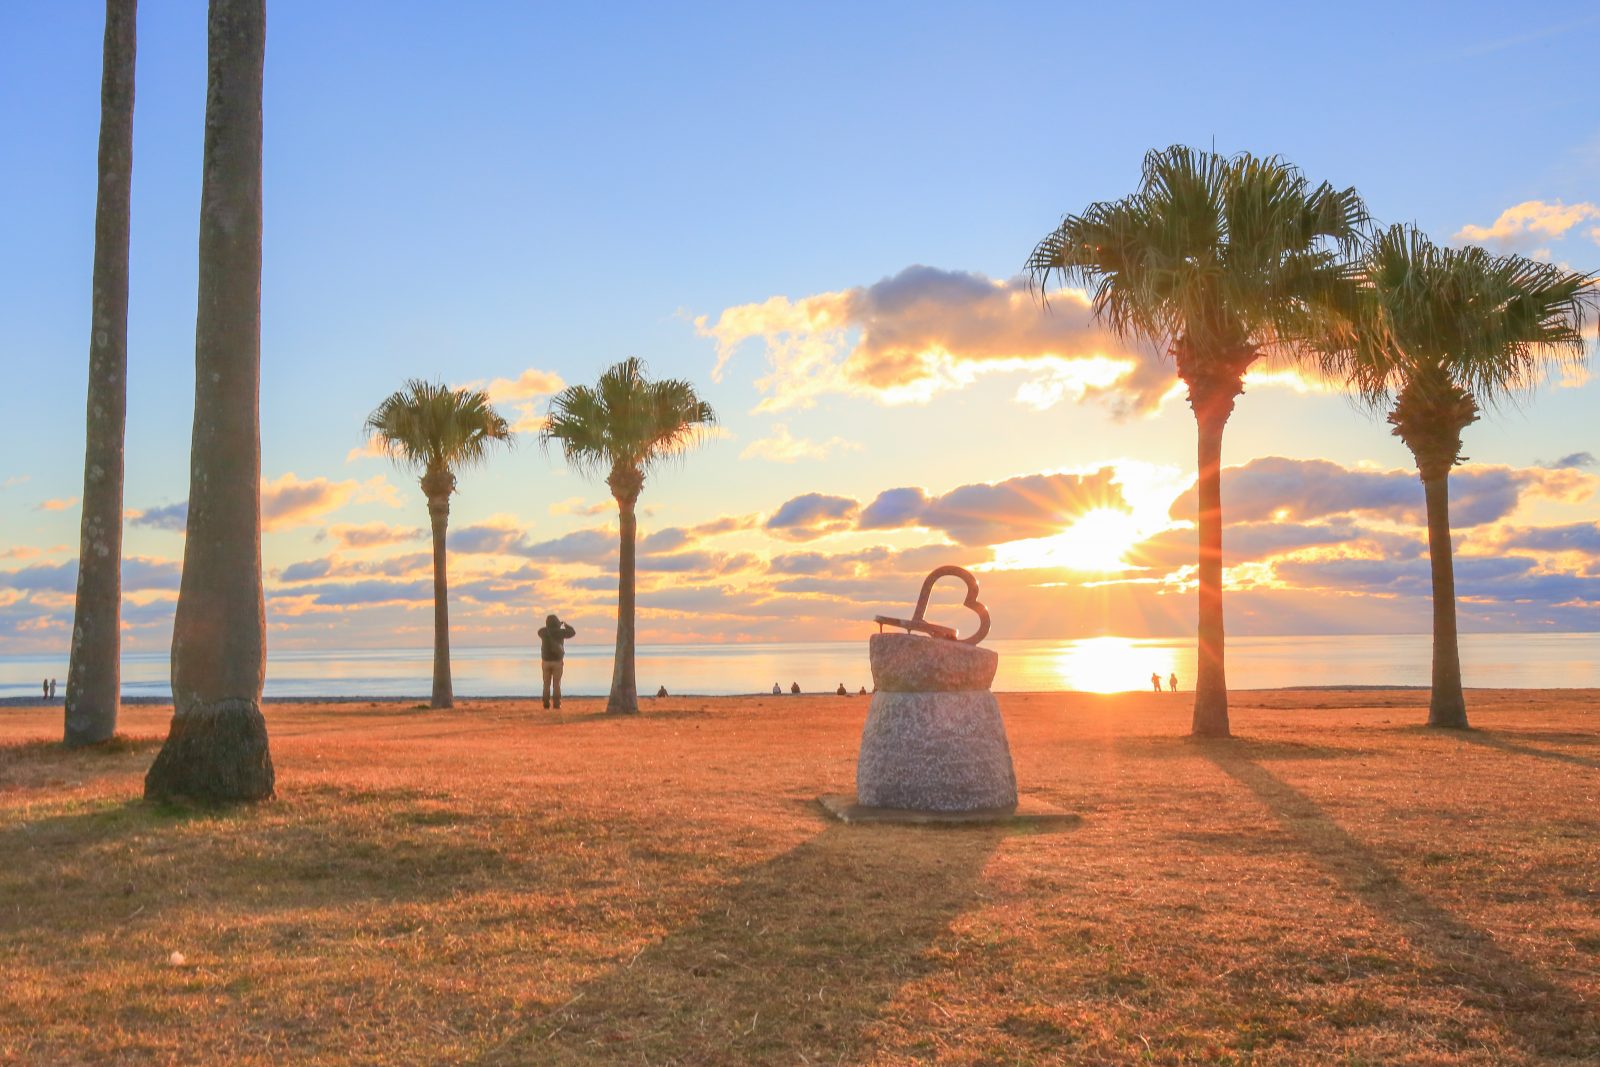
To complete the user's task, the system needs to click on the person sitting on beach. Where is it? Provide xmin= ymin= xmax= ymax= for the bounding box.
xmin=835 ymin=683 xmax=847 ymax=696
xmin=858 ymin=686 xmax=867 ymax=695
xmin=1150 ymin=672 xmax=1161 ymax=692
xmin=538 ymin=613 xmax=576 ymax=709
xmin=771 ymin=682 xmax=782 ymax=695
xmin=656 ymin=685 xmax=668 ymax=698
xmin=790 ymin=682 xmax=800 ymax=695
xmin=1168 ymin=672 xmax=1178 ymax=693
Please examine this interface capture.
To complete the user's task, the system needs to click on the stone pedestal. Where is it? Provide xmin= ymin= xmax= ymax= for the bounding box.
xmin=855 ymin=633 xmax=1017 ymax=812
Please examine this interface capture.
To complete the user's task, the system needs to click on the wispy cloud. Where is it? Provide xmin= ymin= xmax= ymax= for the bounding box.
xmin=1457 ymin=13 xmax=1600 ymax=59
xmin=550 ymin=497 xmax=613 ymax=518
xmin=739 ymin=423 xmax=860 ymax=463
xmin=35 ymin=497 xmax=77 ymax=512
xmin=320 ymin=522 xmax=427 ymax=549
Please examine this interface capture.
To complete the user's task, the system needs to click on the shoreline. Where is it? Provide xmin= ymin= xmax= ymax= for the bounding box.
xmin=8 ymin=684 xmax=1600 ymax=710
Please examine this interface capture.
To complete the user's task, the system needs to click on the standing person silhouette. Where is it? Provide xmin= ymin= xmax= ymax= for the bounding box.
xmin=1150 ymin=672 xmax=1161 ymax=692
xmin=538 ymin=614 xmax=576 ymax=709
xmin=1168 ymin=672 xmax=1178 ymax=693
xmin=48 ymin=678 xmax=56 ymax=699
xmin=42 ymin=679 xmax=48 ymax=701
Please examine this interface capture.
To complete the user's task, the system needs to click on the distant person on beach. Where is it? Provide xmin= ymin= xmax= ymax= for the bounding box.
xmin=48 ymin=678 xmax=56 ymax=699
xmin=835 ymin=683 xmax=847 ymax=696
xmin=790 ymin=682 xmax=800 ymax=695
xmin=771 ymin=682 xmax=781 ymax=695
xmin=656 ymin=685 xmax=668 ymax=698
xmin=1168 ymin=672 xmax=1178 ymax=693
xmin=858 ymin=686 xmax=867 ymax=695
xmin=42 ymin=679 xmax=48 ymax=700
xmin=538 ymin=614 xmax=576 ymax=709
xmin=1150 ymin=672 xmax=1161 ymax=692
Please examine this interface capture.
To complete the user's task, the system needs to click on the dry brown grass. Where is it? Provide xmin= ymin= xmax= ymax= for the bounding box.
xmin=2 ymin=689 xmax=1597 ymax=1065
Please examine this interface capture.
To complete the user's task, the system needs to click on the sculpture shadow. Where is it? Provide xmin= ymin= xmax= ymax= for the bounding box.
xmin=473 ymin=822 xmax=1017 ymax=1065
xmin=1199 ymin=741 xmax=1598 ymax=1061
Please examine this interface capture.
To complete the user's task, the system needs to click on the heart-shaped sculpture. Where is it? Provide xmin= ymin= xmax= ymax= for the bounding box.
xmin=873 ymin=565 xmax=991 ymax=645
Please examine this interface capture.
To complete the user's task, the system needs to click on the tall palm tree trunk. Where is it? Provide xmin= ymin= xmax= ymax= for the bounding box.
xmin=608 ymin=492 xmax=640 ymax=715
xmin=1191 ymin=402 xmax=1231 ymax=737
xmin=1391 ymin=381 xmax=1476 ymax=730
xmin=64 ymin=0 xmax=136 ymax=748
xmin=145 ymin=0 xmax=272 ymax=802
xmin=1420 ymin=472 xmax=1468 ymax=728
xmin=424 ymin=482 xmax=453 ymax=709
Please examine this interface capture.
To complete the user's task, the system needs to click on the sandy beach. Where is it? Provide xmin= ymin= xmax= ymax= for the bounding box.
xmin=3 ymin=690 xmax=1597 ymax=1064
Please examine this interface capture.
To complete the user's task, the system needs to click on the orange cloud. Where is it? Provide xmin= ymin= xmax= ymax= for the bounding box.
xmin=459 ymin=367 xmax=566 ymax=435
xmin=1454 ymin=199 xmax=1600 ymax=250
xmin=261 ymin=473 xmax=401 ymax=532
xmin=480 ymin=367 xmax=565 ymax=403
xmin=36 ymin=497 xmax=77 ymax=512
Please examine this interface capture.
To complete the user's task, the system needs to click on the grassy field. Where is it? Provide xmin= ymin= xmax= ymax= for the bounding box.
xmin=2 ymin=690 xmax=1598 ymax=1065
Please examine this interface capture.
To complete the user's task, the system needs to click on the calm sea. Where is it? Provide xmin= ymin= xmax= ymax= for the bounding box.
xmin=2 ymin=633 xmax=1597 ymax=700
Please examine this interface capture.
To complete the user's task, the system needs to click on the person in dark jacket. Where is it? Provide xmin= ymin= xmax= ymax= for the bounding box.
xmin=538 ymin=614 xmax=576 ymax=709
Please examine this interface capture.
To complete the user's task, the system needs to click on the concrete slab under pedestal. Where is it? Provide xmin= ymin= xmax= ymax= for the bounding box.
xmin=816 ymin=793 xmax=1080 ymax=830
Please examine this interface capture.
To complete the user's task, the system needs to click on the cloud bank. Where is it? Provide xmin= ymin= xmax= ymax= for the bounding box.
xmin=697 ymin=265 xmax=1170 ymax=415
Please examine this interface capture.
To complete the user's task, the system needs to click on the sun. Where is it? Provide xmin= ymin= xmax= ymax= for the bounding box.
xmin=990 ymin=507 xmax=1146 ymax=573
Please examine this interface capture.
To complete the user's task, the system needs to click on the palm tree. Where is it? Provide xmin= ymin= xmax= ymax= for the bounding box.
xmin=541 ymin=358 xmax=716 ymax=715
xmin=1026 ymin=145 xmax=1368 ymax=737
xmin=145 ymin=0 xmax=272 ymax=801
xmin=1324 ymin=225 xmax=1596 ymax=729
xmin=365 ymin=380 xmax=512 ymax=709
xmin=64 ymin=0 xmax=136 ymax=748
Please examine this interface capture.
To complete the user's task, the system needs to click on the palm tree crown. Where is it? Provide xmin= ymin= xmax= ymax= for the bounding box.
xmin=1331 ymin=225 xmax=1595 ymax=447
xmin=1026 ymin=145 xmax=1368 ymax=388
xmin=364 ymin=378 xmax=513 ymax=492
xmin=540 ymin=357 xmax=717 ymax=502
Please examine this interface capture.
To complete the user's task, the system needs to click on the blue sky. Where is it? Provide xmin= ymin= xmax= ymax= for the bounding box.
xmin=2 ymin=1 xmax=1597 ymax=655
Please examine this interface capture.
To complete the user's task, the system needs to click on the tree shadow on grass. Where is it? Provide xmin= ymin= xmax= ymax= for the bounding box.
xmin=1117 ymin=736 xmax=1374 ymax=761
xmin=473 ymin=822 xmax=1023 ymax=1066
xmin=0 ymin=786 xmax=516 ymax=941
xmin=0 ymin=734 xmax=165 ymax=794
xmin=1444 ymin=729 xmax=1600 ymax=772
xmin=1200 ymin=741 xmax=1599 ymax=1061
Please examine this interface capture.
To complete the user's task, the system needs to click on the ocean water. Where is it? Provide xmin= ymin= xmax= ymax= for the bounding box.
xmin=2 ymin=633 xmax=1597 ymax=700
